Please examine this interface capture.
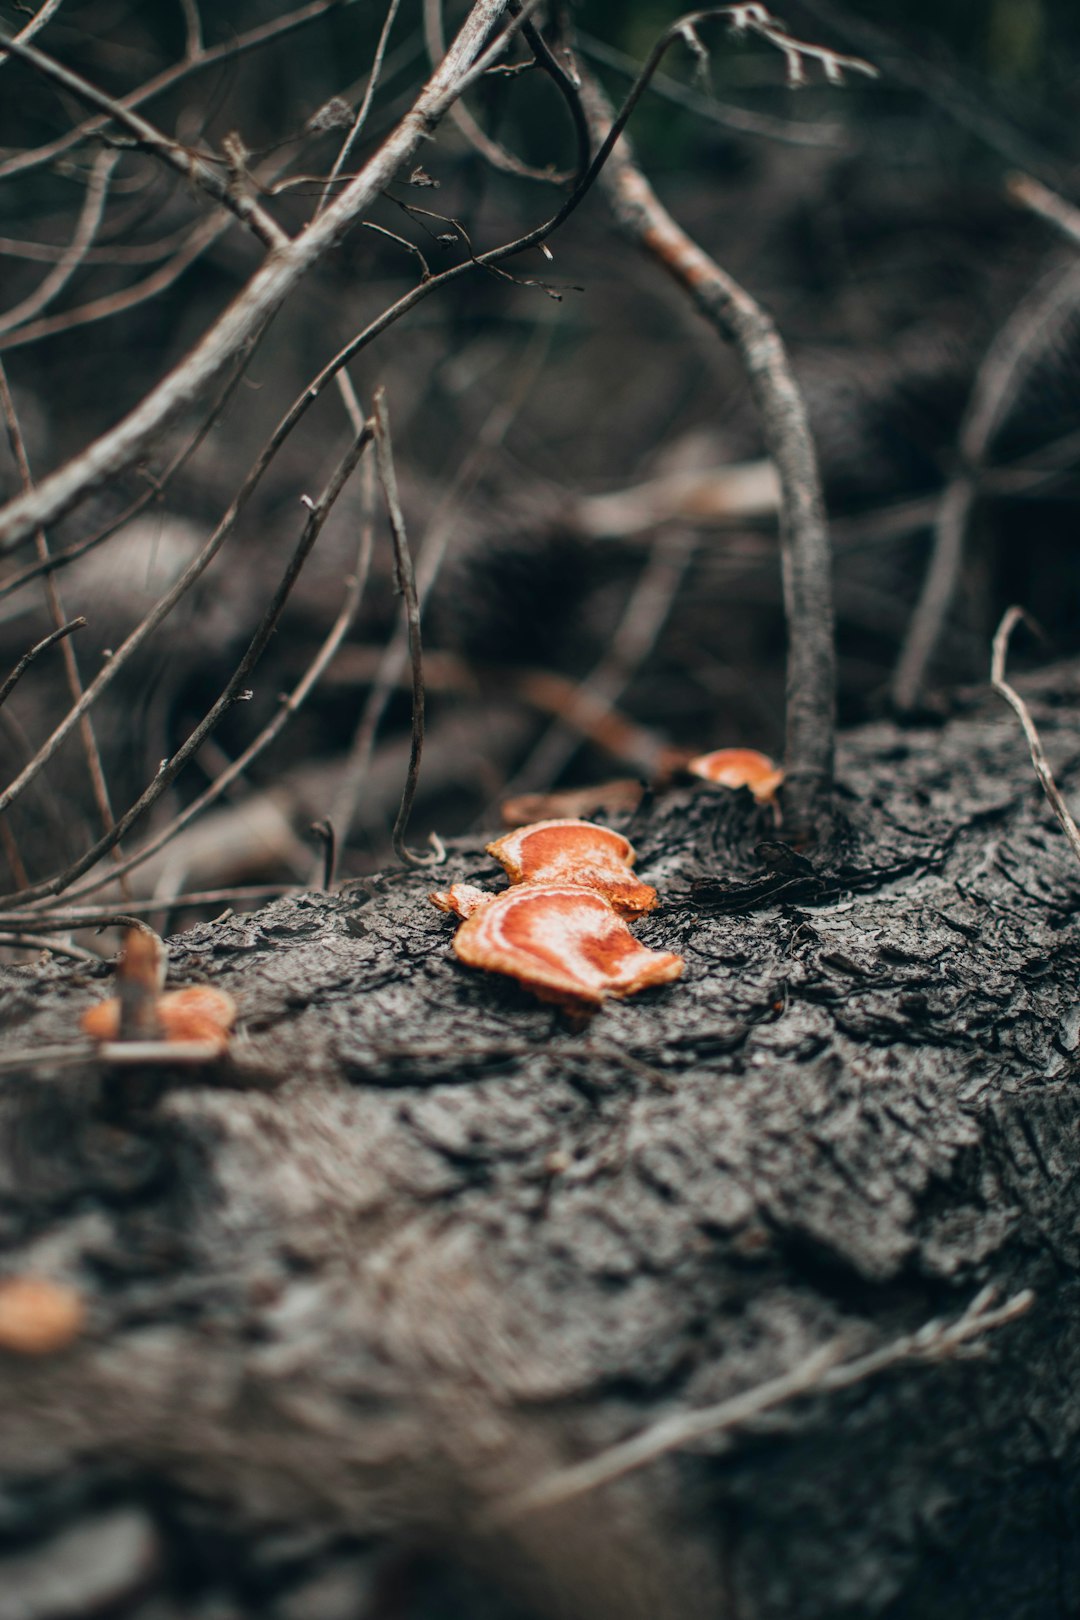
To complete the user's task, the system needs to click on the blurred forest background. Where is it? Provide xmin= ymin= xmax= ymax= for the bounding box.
xmin=2 ymin=0 xmax=1080 ymax=929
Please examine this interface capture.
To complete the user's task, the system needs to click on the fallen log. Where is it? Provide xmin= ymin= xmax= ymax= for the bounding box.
xmin=2 ymin=664 xmax=1080 ymax=1620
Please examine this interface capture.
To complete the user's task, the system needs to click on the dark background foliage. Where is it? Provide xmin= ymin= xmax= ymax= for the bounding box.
xmin=1 ymin=0 xmax=1079 ymax=909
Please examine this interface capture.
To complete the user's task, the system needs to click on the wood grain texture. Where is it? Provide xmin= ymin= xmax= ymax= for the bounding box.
xmin=3 ymin=668 xmax=1080 ymax=1619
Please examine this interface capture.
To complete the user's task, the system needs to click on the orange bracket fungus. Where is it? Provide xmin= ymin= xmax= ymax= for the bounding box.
xmin=686 ymin=747 xmax=784 ymax=805
xmin=430 ymin=817 xmax=683 ymax=1011
xmin=0 ymin=1277 xmax=85 ymax=1356
xmin=486 ymin=818 xmax=658 ymax=917
xmin=446 ymin=883 xmax=683 ymax=1011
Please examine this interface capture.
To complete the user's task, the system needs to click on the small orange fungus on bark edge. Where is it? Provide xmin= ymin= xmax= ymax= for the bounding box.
xmin=687 ymin=748 xmax=784 ymax=804
xmin=81 ymin=985 xmax=236 ymax=1052
xmin=0 ymin=1277 xmax=85 ymax=1355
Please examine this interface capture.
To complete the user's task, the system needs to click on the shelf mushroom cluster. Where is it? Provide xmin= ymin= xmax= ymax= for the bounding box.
xmin=431 ymin=818 xmax=684 ymax=1012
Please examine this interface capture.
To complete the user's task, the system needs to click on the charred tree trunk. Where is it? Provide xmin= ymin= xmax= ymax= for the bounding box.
xmin=3 ymin=666 xmax=1080 ymax=1620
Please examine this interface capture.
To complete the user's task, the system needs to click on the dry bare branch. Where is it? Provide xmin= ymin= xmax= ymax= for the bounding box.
xmin=0 ymin=361 xmax=121 ymax=874
xmin=990 ymin=606 xmax=1080 ymax=871
xmin=0 ymin=617 xmax=85 ymax=711
xmin=0 ymin=147 xmax=118 ymax=339
xmin=492 ymin=1285 xmax=1033 ymax=1523
xmin=892 ymin=261 xmax=1080 ymax=712
xmin=1 ymin=424 xmax=370 ymax=906
xmin=53 ymin=446 xmax=377 ymax=905
xmin=315 ymin=0 xmax=405 ymax=218
xmin=1008 ymin=172 xmax=1080 ymax=251
xmin=0 ymin=0 xmax=516 ymax=556
xmin=372 ymin=388 xmax=442 ymax=869
xmin=0 ymin=0 xmax=65 ymax=69
xmin=577 ymin=64 xmax=837 ymax=839
xmin=0 ymin=31 xmax=289 ymax=251
xmin=0 ymin=0 xmax=345 ymax=182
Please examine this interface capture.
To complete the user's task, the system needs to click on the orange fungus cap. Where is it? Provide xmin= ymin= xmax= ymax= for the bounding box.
xmin=485 ymin=819 xmax=657 ymax=916
xmin=686 ymin=748 xmax=784 ymax=804
xmin=81 ymin=984 xmax=235 ymax=1050
xmin=451 ymin=884 xmax=683 ymax=1010
xmin=0 ymin=1277 xmax=85 ymax=1356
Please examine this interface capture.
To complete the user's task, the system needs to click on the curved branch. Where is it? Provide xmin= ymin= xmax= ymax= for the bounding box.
xmin=0 ymin=0 xmax=515 ymax=556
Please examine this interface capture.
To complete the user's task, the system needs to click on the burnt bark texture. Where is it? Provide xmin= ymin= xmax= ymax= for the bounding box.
xmin=4 ymin=667 xmax=1080 ymax=1620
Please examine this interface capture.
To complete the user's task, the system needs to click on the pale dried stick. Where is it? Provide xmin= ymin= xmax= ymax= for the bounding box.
xmin=57 ymin=443 xmax=377 ymax=903
xmin=0 ymin=362 xmax=122 ymax=874
xmin=0 ymin=0 xmax=64 ymax=66
xmin=578 ymin=63 xmax=836 ymax=839
xmin=0 ymin=0 xmax=515 ymax=555
xmin=1009 ymin=173 xmax=1080 ymax=251
xmin=0 ymin=888 xmax=300 ymax=929
xmin=492 ymin=1285 xmax=1033 ymax=1523
xmin=991 ymin=606 xmax=1080 ymax=870
xmin=0 ymin=931 xmax=103 ymax=963
xmin=1 ymin=426 xmax=370 ymax=907
xmin=892 ymin=260 xmax=1080 ymax=712
xmin=178 ymin=0 xmax=203 ymax=61
xmin=0 ymin=148 xmax=118 ymax=338
xmin=0 ymin=32 xmax=288 ymax=251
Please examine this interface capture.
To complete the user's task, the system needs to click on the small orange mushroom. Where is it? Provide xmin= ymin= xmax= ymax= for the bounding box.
xmin=429 ymin=882 xmax=493 ymax=919
xmin=449 ymin=883 xmax=683 ymax=1011
xmin=81 ymin=984 xmax=236 ymax=1053
xmin=686 ymin=748 xmax=784 ymax=805
xmin=0 ymin=1277 xmax=85 ymax=1356
xmin=485 ymin=819 xmax=658 ymax=917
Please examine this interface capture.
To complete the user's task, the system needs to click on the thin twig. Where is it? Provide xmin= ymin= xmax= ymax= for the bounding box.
xmin=0 ymin=0 xmax=65 ymax=69
xmin=576 ymin=30 xmax=842 ymax=148
xmin=310 ymin=820 xmax=338 ymax=891
xmin=423 ymin=0 xmax=574 ymax=185
xmin=990 ymin=607 xmax=1080 ymax=870
xmin=372 ymin=388 xmax=442 ymax=868
xmin=0 ymin=617 xmax=85 ymax=710
xmin=322 ymin=322 xmax=551 ymax=864
xmin=577 ymin=62 xmax=837 ymax=839
xmin=1 ymin=425 xmax=370 ymax=906
xmin=0 ymin=0 xmax=515 ymax=555
xmin=1008 ymin=173 xmax=1080 ymax=252
xmin=892 ymin=261 xmax=1080 ymax=712
xmin=0 ymin=888 xmax=300 ymax=929
xmin=315 ymin=0 xmax=404 ymax=218
xmin=0 ymin=931 xmax=101 ymax=964
xmin=0 ymin=213 xmax=227 ymax=354
xmin=54 ymin=438 xmax=376 ymax=904
xmin=178 ymin=0 xmax=203 ymax=61
xmin=0 ymin=32 xmax=289 ymax=252
xmin=0 ymin=361 xmax=122 ymax=875
xmin=498 ymin=527 xmax=695 ymax=798
xmin=0 ymin=148 xmax=118 ymax=339
xmin=490 ymin=1286 xmax=1033 ymax=1523
xmin=0 ymin=0 xmax=346 ymax=182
